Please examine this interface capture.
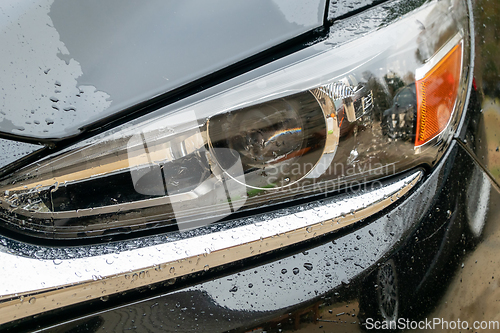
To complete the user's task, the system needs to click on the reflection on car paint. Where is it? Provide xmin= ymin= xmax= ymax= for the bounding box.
xmin=0 ymin=0 xmax=111 ymax=136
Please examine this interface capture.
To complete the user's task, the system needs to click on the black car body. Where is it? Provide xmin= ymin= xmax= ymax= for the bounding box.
xmin=0 ymin=0 xmax=499 ymax=332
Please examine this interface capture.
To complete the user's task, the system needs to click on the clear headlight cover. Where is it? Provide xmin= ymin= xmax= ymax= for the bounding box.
xmin=0 ymin=1 xmax=470 ymax=239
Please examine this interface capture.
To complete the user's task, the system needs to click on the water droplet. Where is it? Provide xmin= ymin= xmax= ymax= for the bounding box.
xmin=100 ymin=296 xmax=109 ymax=302
xmin=165 ymin=278 xmax=176 ymax=285
xmin=28 ymin=297 xmax=36 ymax=304
xmin=34 ymin=250 xmax=44 ymax=259
xmin=169 ymin=267 xmax=175 ymax=274
xmin=106 ymin=258 xmax=114 ymax=265
xmin=447 ymin=210 xmax=452 ymax=219
xmin=248 ymin=283 xmax=253 ymax=288
xmin=125 ymin=243 xmax=138 ymax=250
xmin=229 ymin=286 xmax=238 ymax=293
xmin=50 ymin=182 xmax=60 ymax=193
xmin=303 ymin=263 xmax=313 ymax=271
xmin=281 ymin=268 xmax=287 ymax=275
xmin=203 ymin=265 xmax=210 ymax=272
xmin=53 ymin=259 xmax=62 ymax=265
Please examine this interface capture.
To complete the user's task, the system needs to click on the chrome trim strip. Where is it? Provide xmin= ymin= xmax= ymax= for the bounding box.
xmin=0 ymin=171 xmax=421 ymax=324
xmin=0 ymin=179 xmax=212 ymax=220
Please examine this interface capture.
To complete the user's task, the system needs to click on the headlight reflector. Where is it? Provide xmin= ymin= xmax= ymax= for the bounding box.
xmin=207 ymin=91 xmax=328 ymax=190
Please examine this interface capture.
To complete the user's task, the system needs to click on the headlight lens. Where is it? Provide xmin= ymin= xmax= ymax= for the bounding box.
xmin=0 ymin=3 xmax=470 ymax=239
xmin=207 ymin=91 xmax=328 ymax=190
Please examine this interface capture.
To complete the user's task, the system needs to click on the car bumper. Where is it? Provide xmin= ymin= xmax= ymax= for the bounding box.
xmin=3 ymin=135 xmax=496 ymax=332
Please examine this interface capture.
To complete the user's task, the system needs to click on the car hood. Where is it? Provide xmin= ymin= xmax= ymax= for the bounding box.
xmin=0 ymin=0 xmax=325 ymax=140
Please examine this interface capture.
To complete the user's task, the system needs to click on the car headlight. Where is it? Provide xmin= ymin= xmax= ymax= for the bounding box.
xmin=0 ymin=3 xmax=470 ymax=240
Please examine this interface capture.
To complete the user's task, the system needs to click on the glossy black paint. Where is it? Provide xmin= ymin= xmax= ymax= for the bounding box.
xmin=327 ymin=0 xmax=386 ymax=21
xmin=0 ymin=140 xmax=42 ymax=170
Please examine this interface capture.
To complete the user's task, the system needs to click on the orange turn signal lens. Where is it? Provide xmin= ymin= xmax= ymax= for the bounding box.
xmin=415 ymin=42 xmax=462 ymax=146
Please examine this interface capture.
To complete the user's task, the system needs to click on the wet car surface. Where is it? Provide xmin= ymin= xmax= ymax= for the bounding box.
xmin=0 ymin=0 xmax=499 ymax=332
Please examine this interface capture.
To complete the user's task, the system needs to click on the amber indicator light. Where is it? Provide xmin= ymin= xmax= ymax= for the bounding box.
xmin=415 ymin=43 xmax=462 ymax=146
